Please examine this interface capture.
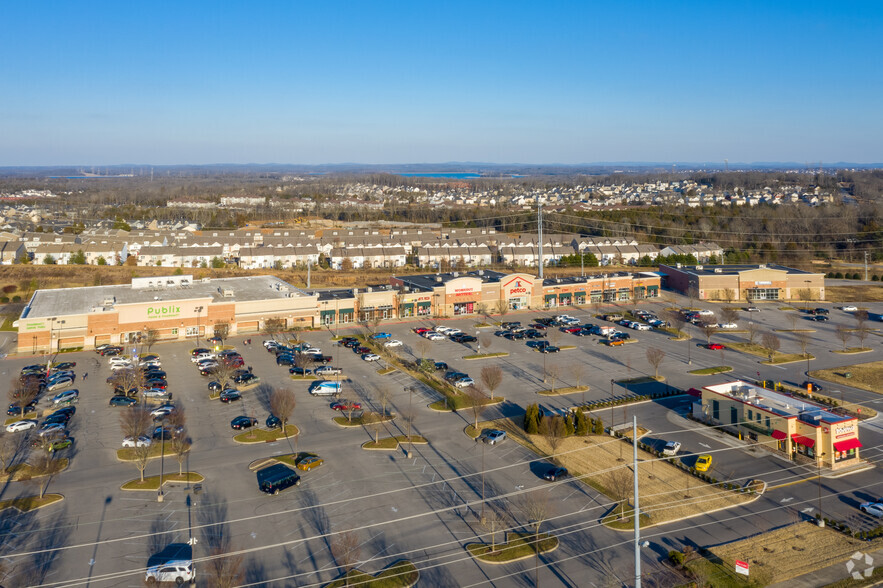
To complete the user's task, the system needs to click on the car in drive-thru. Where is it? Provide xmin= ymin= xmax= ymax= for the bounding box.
xmin=257 ymin=463 xmax=301 ymax=495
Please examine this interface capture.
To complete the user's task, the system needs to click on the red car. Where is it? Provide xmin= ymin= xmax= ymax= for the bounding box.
xmin=706 ymin=343 xmax=725 ymax=350
xmin=331 ymin=401 xmax=362 ymax=411
xmin=563 ymin=326 xmax=582 ymax=334
xmin=414 ymin=327 xmax=432 ymax=334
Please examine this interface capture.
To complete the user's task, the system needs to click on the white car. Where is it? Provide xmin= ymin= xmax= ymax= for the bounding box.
xmin=445 ymin=328 xmax=463 ymax=336
xmin=841 ymin=305 xmax=858 ymax=312
xmin=454 ymin=377 xmax=475 ymax=388
xmin=434 ymin=326 xmax=453 ymax=334
xmin=425 ymin=333 xmax=445 ymax=341
xmin=697 ymin=309 xmax=715 ymax=316
xmin=860 ymin=502 xmax=883 ymax=518
xmin=383 ymin=339 xmax=403 ymax=348
xmin=122 ymin=435 xmax=152 ymax=448
xmin=662 ymin=441 xmax=682 ymax=456
xmin=632 ymin=323 xmax=651 ymax=331
xmin=150 ymin=406 xmax=175 ymax=419
xmin=38 ymin=424 xmax=67 ymax=437
xmin=191 ymin=352 xmax=214 ymax=363
xmin=145 ymin=559 xmax=195 ymax=585
xmin=301 ymin=347 xmax=322 ymax=354
xmin=110 ymin=362 xmax=134 ymax=371
xmin=109 ymin=356 xmax=132 ymax=366
xmin=6 ymin=420 xmax=37 ymax=433
xmin=716 ymin=323 xmax=738 ymax=330
xmin=362 ymin=354 xmax=381 ymax=362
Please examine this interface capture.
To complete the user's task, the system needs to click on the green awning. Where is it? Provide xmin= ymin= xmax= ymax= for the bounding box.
xmin=417 ymin=301 xmax=431 ymax=307
xmin=575 ymin=291 xmax=586 ymax=296
xmin=544 ymin=294 xmax=557 ymax=301
xmin=647 ymin=286 xmax=659 ymax=292
xmin=320 ymin=310 xmax=335 ymax=318
xmin=339 ymin=308 xmax=354 ymax=314
xmin=559 ymin=293 xmax=572 ymax=301
xmin=401 ymin=302 xmax=414 ymax=310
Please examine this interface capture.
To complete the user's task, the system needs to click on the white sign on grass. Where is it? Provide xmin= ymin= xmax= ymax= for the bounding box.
xmin=735 ymin=560 xmax=749 ymax=576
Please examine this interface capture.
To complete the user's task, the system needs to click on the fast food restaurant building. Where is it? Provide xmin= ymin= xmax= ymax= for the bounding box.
xmin=698 ymin=381 xmax=862 ymax=470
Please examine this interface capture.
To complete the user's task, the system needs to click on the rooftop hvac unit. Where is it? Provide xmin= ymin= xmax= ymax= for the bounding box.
xmin=435 ymin=276 xmax=442 ymax=282
xmin=102 ymin=296 xmax=115 ymax=306
xmin=714 ymin=268 xmax=722 ymax=274
xmin=695 ymin=265 xmax=703 ymax=270
xmin=221 ymin=287 xmax=234 ymax=298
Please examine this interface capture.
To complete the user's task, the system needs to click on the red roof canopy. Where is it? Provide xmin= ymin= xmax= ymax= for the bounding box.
xmin=791 ymin=434 xmax=816 ymax=448
xmin=833 ymin=438 xmax=862 ymax=452
xmin=771 ymin=430 xmax=787 ymax=440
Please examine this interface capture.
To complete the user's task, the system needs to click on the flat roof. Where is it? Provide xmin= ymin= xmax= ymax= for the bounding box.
xmin=704 ymin=381 xmax=851 ymax=423
xmin=394 ymin=270 xmax=509 ymax=291
xmin=661 ymin=264 xmax=820 ymax=277
xmin=24 ymin=275 xmax=310 ymax=319
xmin=315 ymin=288 xmax=357 ymax=302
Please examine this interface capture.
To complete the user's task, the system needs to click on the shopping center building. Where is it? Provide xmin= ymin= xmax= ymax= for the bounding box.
xmin=697 ymin=381 xmax=862 ymax=470
xmin=659 ymin=263 xmax=825 ymax=302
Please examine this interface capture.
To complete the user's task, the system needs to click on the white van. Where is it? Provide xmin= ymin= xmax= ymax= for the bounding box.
xmin=309 ymin=381 xmax=342 ymax=396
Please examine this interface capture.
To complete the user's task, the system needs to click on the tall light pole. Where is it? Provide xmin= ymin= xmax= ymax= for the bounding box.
xmin=633 ymin=415 xmax=642 ymax=588
xmin=406 ymin=386 xmax=414 ymax=458
xmin=817 ymin=451 xmax=826 ymax=527
xmin=476 ymin=329 xmax=481 ymax=355
xmin=158 ymin=417 xmax=167 ymax=503
xmin=610 ymin=379 xmax=615 ymax=428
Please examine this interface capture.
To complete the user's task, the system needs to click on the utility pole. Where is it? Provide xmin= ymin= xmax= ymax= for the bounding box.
xmin=537 ymin=201 xmax=544 ymax=279
xmin=633 ymin=415 xmax=642 ymax=588
xmin=865 ymin=251 xmax=869 ymax=282
xmin=307 ymin=259 xmax=311 ymax=289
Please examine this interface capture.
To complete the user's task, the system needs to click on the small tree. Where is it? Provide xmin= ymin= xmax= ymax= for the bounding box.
xmin=330 ymin=529 xmax=361 ymax=587
xmin=720 ymin=307 xmax=739 ymax=325
xmin=574 ymin=410 xmax=589 ymax=435
xmin=270 ymin=388 xmax=297 ymax=438
xmin=213 ymin=321 xmax=230 ymax=344
xmin=494 ymin=299 xmax=508 ymax=320
xmin=479 ymin=334 xmax=493 ymax=354
xmin=69 ymin=250 xmax=87 ymax=265
xmin=96 ymin=255 xmax=107 ymax=266
xmin=415 ymin=338 xmax=431 ymax=361
xmin=465 ymin=384 xmax=488 ymax=430
xmin=646 ymin=347 xmax=666 ymax=380
xmin=168 ymin=405 xmax=190 ymax=475
xmin=213 ymin=361 xmax=239 ymax=391
xmin=143 ymin=328 xmax=159 ymax=352
xmin=546 ymin=362 xmax=561 ymax=393
xmin=481 ymin=506 xmax=506 ymax=555
xmin=119 ymin=405 xmax=152 ymax=440
xmin=854 ymin=310 xmax=870 ymax=349
xmin=29 ymin=453 xmax=62 ymax=498
xmin=43 ymin=254 xmax=57 ymax=265
xmin=592 ymin=417 xmax=604 ymax=435
xmin=376 ymin=387 xmax=392 ymax=418
xmin=761 ymin=332 xmax=781 ymax=362
xmin=723 ymin=288 xmax=735 ymax=305
xmin=664 ymin=309 xmax=685 ymax=337
xmin=835 ymin=323 xmax=852 ymax=351
xmin=205 ymin=546 xmax=244 ymax=588
xmin=9 ymin=379 xmax=39 ymax=417
xmin=700 ymin=322 xmax=717 ymax=346
xmin=524 ymin=403 xmax=540 ymax=434
xmin=131 ymin=442 xmax=152 ymax=483
xmin=262 ymin=317 xmax=286 ymax=341
xmin=544 ymin=415 xmax=567 ymax=453
xmin=479 ymin=365 xmax=503 ymax=398
xmin=746 ymin=321 xmax=761 ymax=345
xmin=795 ymin=331 xmax=811 ymax=360
xmin=605 ymin=466 xmax=633 ymax=520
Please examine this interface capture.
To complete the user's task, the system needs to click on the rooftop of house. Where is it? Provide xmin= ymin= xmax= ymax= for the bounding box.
xmin=23 ymin=275 xmax=310 ymax=319
xmin=703 ymin=381 xmax=852 ymax=425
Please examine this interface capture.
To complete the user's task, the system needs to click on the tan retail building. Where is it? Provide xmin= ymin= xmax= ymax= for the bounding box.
xmin=659 ymin=263 xmax=825 ymax=301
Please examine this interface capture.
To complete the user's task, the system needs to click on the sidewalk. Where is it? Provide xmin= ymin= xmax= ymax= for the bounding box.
xmin=769 ymin=545 xmax=883 ymax=588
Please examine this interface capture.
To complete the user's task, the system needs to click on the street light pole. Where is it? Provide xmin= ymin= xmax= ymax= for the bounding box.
xmin=817 ymin=451 xmax=825 ymax=527
xmin=633 ymin=415 xmax=642 ymax=588
xmin=194 ymin=306 xmax=203 ymax=346
xmin=610 ymin=379 xmax=615 ymax=429
xmin=407 ymin=386 xmax=414 ymax=458
xmin=158 ymin=417 xmax=167 ymax=502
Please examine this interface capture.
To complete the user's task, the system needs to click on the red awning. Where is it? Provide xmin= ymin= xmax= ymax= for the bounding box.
xmin=791 ymin=434 xmax=816 ymax=448
xmin=771 ymin=430 xmax=787 ymax=440
xmin=834 ymin=438 xmax=863 ymax=452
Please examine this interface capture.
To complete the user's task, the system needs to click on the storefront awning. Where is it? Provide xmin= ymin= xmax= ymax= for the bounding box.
xmin=833 ymin=438 xmax=862 ymax=452
xmin=771 ymin=430 xmax=787 ymax=440
xmin=401 ymin=302 xmax=414 ymax=309
xmin=574 ymin=291 xmax=586 ymax=296
xmin=339 ymin=308 xmax=354 ymax=314
xmin=417 ymin=301 xmax=431 ymax=307
xmin=544 ymin=294 xmax=557 ymax=301
xmin=319 ymin=310 xmax=335 ymax=318
xmin=791 ymin=434 xmax=816 ymax=448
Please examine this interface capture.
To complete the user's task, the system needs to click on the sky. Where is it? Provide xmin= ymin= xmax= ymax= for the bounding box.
xmin=3 ymin=0 xmax=882 ymax=166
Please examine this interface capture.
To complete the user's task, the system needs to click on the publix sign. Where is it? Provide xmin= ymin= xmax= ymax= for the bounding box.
xmin=147 ymin=304 xmax=181 ymax=319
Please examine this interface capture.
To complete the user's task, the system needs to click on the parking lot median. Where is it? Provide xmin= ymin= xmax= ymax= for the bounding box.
xmin=233 ymin=424 xmax=299 ymax=443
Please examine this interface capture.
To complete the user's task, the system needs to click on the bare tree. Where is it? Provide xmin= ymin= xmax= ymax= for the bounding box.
xmin=212 ymin=321 xmax=230 ymax=345
xmin=723 ymin=288 xmax=735 ymax=305
xmin=760 ymin=332 xmax=781 ymax=362
xmin=330 ymin=529 xmax=362 ymax=587
xmin=119 ymin=405 xmax=152 ymax=439
xmin=546 ymin=362 xmax=562 ymax=393
xmin=479 ymin=334 xmax=493 ymax=354
xmin=547 ymin=328 xmax=562 ymax=348
xmin=370 ymin=314 xmax=382 ymax=334
xmin=795 ymin=331 xmax=811 ymax=360
xmin=605 ymin=466 xmax=633 ymax=520
xmin=205 ymin=546 xmax=244 ymax=588
xmin=494 ymin=299 xmax=509 ymax=320
xmin=167 ymin=404 xmax=190 ymax=475
xmin=465 ymin=384 xmax=489 ymax=430
xmin=687 ymin=285 xmax=699 ymax=311
xmin=664 ymin=309 xmax=685 ymax=337
xmin=720 ymin=307 xmax=739 ymax=325
xmin=645 ymin=347 xmax=666 ymax=380
xmin=854 ymin=310 xmax=870 ymax=349
xmin=261 ymin=317 xmax=286 ymax=342
xmin=29 ymin=453 xmax=63 ymax=498
xmin=475 ymin=302 xmax=489 ymax=322
xmin=480 ymin=365 xmax=503 ymax=398
xmin=519 ymin=493 xmax=552 ymax=587
xmin=131 ymin=442 xmax=152 ymax=483
xmin=415 ymin=338 xmax=431 ymax=361
xmin=0 ymin=432 xmax=27 ymax=474
xmin=797 ymin=288 xmax=814 ymax=310
xmin=108 ymin=368 xmax=142 ymax=397
xmin=746 ymin=320 xmax=761 ymax=345
xmin=544 ymin=415 xmax=567 ymax=453
xmin=143 ymin=328 xmax=159 ymax=352
xmin=835 ymin=323 xmax=852 ymax=351
xmin=8 ymin=378 xmax=39 ymax=417
xmin=292 ymin=352 xmax=314 ymax=378
xmin=270 ymin=388 xmax=296 ymax=437
xmin=700 ymin=322 xmax=717 ymax=346
xmin=481 ymin=505 xmax=506 ymax=555
xmin=376 ymin=387 xmax=392 ymax=418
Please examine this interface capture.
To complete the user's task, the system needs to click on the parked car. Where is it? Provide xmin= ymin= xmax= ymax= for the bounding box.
xmin=859 ymin=502 xmax=883 ymax=518
xmin=330 ymin=401 xmax=362 ymax=411
xmin=814 ymin=307 xmax=829 ymax=315
xmin=266 ymin=414 xmax=282 ymax=429
xmin=694 ymin=454 xmax=713 ymax=472
xmin=6 ymin=420 xmax=37 ymax=433
xmin=122 ymin=435 xmax=152 ymax=448
xmin=543 ymin=467 xmax=568 ymax=482
xmin=454 ymin=377 xmax=475 ymax=388
xmin=425 ymin=333 xmax=445 ymax=341
xmin=144 ymin=559 xmax=195 ymax=585
xmin=361 ymin=353 xmax=381 ymax=362
xmin=840 ymin=305 xmax=858 ymax=312
xmin=47 ymin=438 xmax=73 ymax=452
xmin=455 ymin=334 xmax=477 ymax=343
xmin=47 ymin=376 xmax=75 ymax=391
xmin=142 ymin=389 xmax=172 ymax=400
xmin=662 ymin=441 xmax=682 ymax=456
xmin=370 ymin=332 xmax=391 ymax=340
xmin=746 ymin=306 xmax=761 ymax=312
xmin=38 ymin=423 xmax=66 ymax=437
xmin=51 ymin=361 xmax=77 ymax=371
xmin=444 ymin=371 xmax=469 ymax=382
xmin=231 ymin=416 xmax=258 ymax=430
xmin=296 ymin=456 xmax=324 ymax=471
xmin=354 ymin=346 xmax=370 ymax=354
xmin=219 ymin=390 xmax=242 ymax=403
xmin=109 ymin=395 xmax=138 ymax=407
xmin=315 ymin=366 xmax=343 ymax=376
xmin=477 ymin=429 xmax=507 ymax=445
xmin=383 ymin=339 xmax=403 ymax=348
xmin=289 ymin=367 xmax=313 ymax=376
xmin=706 ymin=343 xmax=725 ymax=350
xmin=632 ymin=323 xmax=651 ymax=331
xmin=7 ymin=402 xmax=38 ymax=416
xmin=151 ymin=405 xmax=176 ymax=419
xmin=52 ymin=389 xmax=79 ymax=406
xmin=539 ymin=346 xmax=560 ymax=353
xmin=501 ymin=321 xmax=522 ymax=329
xmin=434 ymin=361 xmax=449 ymax=371
xmin=716 ymin=322 xmax=738 ymax=329
xmin=257 ymin=463 xmax=301 ymax=494
xmin=811 ymin=315 xmax=829 ymax=322
xmin=232 ymin=373 xmax=260 ymax=386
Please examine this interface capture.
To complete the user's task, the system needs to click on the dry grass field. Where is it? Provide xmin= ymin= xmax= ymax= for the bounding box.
xmin=703 ymin=523 xmax=882 ymax=585
xmin=826 ymin=284 xmax=883 ymax=303
xmin=484 ymin=418 xmax=755 ymax=527
xmin=811 ymin=360 xmax=883 ymax=395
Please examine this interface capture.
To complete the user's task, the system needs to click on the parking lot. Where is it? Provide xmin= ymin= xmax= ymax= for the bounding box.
xmin=2 ymin=296 xmax=883 ymax=586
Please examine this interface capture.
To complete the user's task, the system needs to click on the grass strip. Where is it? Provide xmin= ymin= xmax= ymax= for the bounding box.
xmin=333 ymin=413 xmax=395 ymax=427
xmin=688 ymin=366 xmax=733 ymax=375
xmin=1 ymin=458 xmax=69 ymax=482
xmin=462 ymin=352 xmax=509 ymax=360
xmin=233 ymin=424 xmax=299 ymax=443
xmin=537 ymin=386 xmax=589 ymax=396
xmin=0 ymin=494 xmax=64 ymax=512
xmin=466 ymin=532 xmax=558 ymax=563
xmin=121 ymin=472 xmax=204 ymax=491
xmin=323 ymin=560 xmax=419 ymax=588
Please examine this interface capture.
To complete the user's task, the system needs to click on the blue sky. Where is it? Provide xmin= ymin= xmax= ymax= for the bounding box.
xmin=3 ymin=1 xmax=881 ymax=165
